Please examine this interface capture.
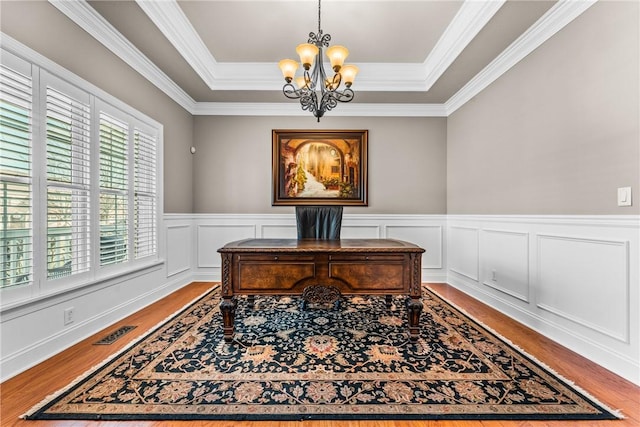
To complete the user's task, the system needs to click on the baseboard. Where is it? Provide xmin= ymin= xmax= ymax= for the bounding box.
xmin=0 ymin=275 xmax=191 ymax=382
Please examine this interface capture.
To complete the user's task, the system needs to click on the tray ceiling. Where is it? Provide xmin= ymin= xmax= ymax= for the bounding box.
xmin=47 ymin=0 xmax=595 ymax=115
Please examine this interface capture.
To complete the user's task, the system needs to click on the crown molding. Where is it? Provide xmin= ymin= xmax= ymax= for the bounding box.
xmin=210 ymin=62 xmax=434 ymax=92
xmin=45 ymin=0 xmax=596 ymax=118
xmin=135 ymin=0 xmax=219 ymax=90
xmin=48 ymin=0 xmax=197 ymax=113
xmin=137 ymin=0 xmax=503 ymax=93
xmin=422 ymin=0 xmax=505 ymax=90
xmin=192 ymin=102 xmax=447 ymax=117
xmin=445 ymin=0 xmax=597 ymax=115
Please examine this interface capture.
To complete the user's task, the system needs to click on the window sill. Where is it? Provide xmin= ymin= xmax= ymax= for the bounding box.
xmin=0 ymin=259 xmax=165 ymax=315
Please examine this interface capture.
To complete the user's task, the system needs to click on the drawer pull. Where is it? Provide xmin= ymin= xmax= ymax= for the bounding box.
xmin=274 ymin=256 xmax=279 ymax=260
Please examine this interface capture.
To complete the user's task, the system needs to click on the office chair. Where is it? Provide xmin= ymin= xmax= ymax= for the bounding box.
xmin=295 ymin=205 xmax=343 ymax=240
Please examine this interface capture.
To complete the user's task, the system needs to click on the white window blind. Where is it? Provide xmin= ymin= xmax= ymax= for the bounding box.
xmin=0 ymin=44 xmax=161 ymax=302
xmin=0 ymin=62 xmax=33 ymax=289
xmin=134 ymin=129 xmax=157 ymax=259
xmin=46 ymin=85 xmax=91 ymax=280
xmin=99 ymin=113 xmax=128 ymax=266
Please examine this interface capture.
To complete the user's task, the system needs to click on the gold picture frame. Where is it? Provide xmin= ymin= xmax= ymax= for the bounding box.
xmin=272 ymin=129 xmax=368 ymax=206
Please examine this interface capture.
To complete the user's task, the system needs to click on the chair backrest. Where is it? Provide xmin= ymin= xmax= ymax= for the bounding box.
xmin=296 ymin=206 xmax=343 ymax=240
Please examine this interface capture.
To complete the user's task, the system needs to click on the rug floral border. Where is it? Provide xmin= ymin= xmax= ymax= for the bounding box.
xmin=24 ymin=287 xmax=621 ymax=421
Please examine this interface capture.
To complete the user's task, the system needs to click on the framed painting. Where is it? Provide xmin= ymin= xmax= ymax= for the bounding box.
xmin=272 ymin=129 xmax=368 ymax=206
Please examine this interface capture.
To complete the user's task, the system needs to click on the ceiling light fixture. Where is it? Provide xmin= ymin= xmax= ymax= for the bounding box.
xmin=278 ymin=0 xmax=358 ymax=122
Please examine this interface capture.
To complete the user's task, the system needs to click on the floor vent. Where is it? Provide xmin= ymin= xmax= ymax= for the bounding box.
xmin=94 ymin=326 xmax=137 ymax=345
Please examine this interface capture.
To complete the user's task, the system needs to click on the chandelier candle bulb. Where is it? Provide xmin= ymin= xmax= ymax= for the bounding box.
xmin=341 ymin=65 xmax=359 ymax=87
xmin=295 ymin=76 xmax=309 ymax=89
xmin=296 ymin=43 xmax=319 ymax=69
xmin=326 ymin=45 xmax=349 ymax=71
xmin=278 ymin=59 xmax=298 ymax=83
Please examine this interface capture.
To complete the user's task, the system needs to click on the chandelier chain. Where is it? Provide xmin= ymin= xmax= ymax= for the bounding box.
xmin=318 ymin=0 xmax=321 ymax=36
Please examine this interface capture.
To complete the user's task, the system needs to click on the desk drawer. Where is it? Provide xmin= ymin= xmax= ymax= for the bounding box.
xmin=329 ymin=254 xmax=407 ymax=291
xmin=329 ymin=253 xmax=406 ymax=263
xmin=237 ymin=254 xmax=315 ymax=263
xmin=236 ymin=254 xmax=315 ymax=292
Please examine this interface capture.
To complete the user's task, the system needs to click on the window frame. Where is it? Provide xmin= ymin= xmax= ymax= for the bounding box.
xmin=0 ymin=40 xmax=163 ymax=307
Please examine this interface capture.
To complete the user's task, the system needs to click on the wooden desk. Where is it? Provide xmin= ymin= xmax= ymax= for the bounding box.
xmin=218 ymin=238 xmax=425 ymax=342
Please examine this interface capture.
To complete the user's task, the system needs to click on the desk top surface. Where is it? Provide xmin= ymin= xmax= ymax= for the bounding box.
xmin=218 ymin=238 xmax=425 ymax=253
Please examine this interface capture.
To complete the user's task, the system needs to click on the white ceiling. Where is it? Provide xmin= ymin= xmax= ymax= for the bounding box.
xmin=49 ymin=0 xmax=596 ymax=116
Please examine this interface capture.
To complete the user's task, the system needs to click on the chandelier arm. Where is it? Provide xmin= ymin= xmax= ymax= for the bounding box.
xmin=320 ymin=91 xmax=339 ymax=113
xmin=282 ymin=83 xmax=301 ymax=100
xmin=316 ymin=49 xmax=329 ymax=95
xmin=341 ymin=88 xmax=355 ymax=101
xmin=308 ymin=59 xmax=320 ymax=91
xmin=326 ymin=72 xmax=341 ymax=91
xmin=299 ymin=90 xmax=319 ymax=115
xmin=333 ymin=87 xmax=355 ymax=102
xmin=319 ymin=88 xmax=355 ymax=116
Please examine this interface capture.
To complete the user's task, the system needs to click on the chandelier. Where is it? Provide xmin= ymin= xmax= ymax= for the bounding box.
xmin=278 ymin=0 xmax=359 ymax=122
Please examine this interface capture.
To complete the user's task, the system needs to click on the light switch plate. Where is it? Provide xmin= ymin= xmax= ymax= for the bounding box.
xmin=617 ymin=187 xmax=632 ymax=207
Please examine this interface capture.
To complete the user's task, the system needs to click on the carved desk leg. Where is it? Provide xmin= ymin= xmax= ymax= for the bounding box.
xmin=407 ymin=298 xmax=423 ymax=341
xmin=407 ymin=252 xmax=423 ymax=342
xmin=220 ymin=297 xmax=236 ymax=342
xmin=220 ymin=252 xmax=235 ymax=342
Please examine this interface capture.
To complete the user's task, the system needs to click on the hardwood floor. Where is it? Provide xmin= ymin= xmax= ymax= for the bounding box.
xmin=1 ymin=282 xmax=638 ymax=427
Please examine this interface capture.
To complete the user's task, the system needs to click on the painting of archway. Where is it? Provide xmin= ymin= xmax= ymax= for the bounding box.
xmin=272 ymin=130 xmax=368 ymax=206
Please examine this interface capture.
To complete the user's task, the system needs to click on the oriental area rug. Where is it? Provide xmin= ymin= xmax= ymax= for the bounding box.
xmin=24 ymin=286 xmax=620 ymax=421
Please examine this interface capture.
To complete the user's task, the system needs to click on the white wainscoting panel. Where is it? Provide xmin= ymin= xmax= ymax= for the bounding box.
xmin=537 ymin=234 xmax=629 ymax=342
xmin=261 ymin=224 xmax=297 ymax=238
xmin=166 ymin=224 xmax=192 ymax=277
xmin=341 ymin=224 xmax=381 ymax=238
xmin=447 ymin=215 xmax=639 ymax=386
xmin=197 ymin=224 xmax=255 ymax=268
xmin=480 ymin=229 xmax=529 ymax=302
xmin=448 ymin=226 xmax=479 ymax=281
xmin=387 ymin=225 xmax=443 ymax=269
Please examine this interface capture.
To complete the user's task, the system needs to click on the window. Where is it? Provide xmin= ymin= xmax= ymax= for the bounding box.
xmin=46 ymin=81 xmax=91 ymax=280
xmin=0 ymin=47 xmax=160 ymax=297
xmin=134 ymin=129 xmax=157 ymax=259
xmin=99 ymin=113 xmax=128 ymax=266
xmin=0 ymin=58 xmax=32 ymax=289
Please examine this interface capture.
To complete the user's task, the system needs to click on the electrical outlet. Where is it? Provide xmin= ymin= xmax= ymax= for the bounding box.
xmin=64 ymin=307 xmax=74 ymax=325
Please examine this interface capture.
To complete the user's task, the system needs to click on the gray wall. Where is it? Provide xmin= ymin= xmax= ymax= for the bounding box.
xmin=193 ymin=116 xmax=447 ymax=214
xmin=3 ymin=1 xmax=637 ymax=216
xmin=0 ymin=1 xmax=194 ymax=213
xmin=447 ymin=1 xmax=639 ymax=215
